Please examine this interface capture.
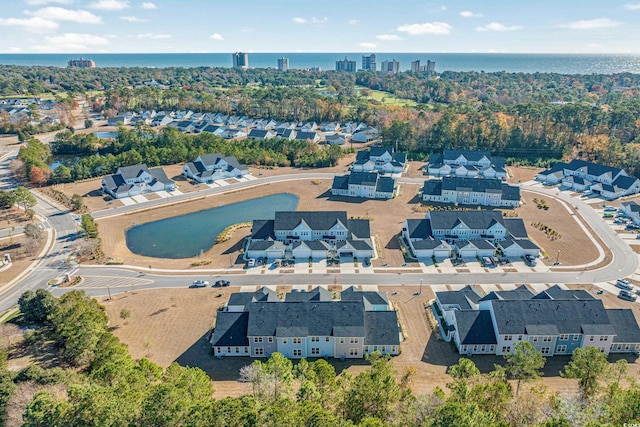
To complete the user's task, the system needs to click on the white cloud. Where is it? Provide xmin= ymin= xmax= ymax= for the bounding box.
xmin=137 ymin=32 xmax=170 ymax=39
xmin=475 ymin=22 xmax=522 ymax=32
xmin=397 ymin=21 xmax=452 ymax=35
xmin=558 ymin=18 xmax=620 ymax=30
xmin=348 ymin=19 xmax=359 ymax=25
xmin=209 ymin=33 xmax=224 ymax=41
xmin=359 ymin=42 xmax=377 ymax=48
xmin=587 ymin=43 xmax=602 ymax=48
xmin=311 ymin=17 xmax=327 ymax=25
xmin=292 ymin=17 xmax=306 ymax=24
xmin=141 ymin=2 xmax=156 ymax=9
xmin=27 ymin=7 xmax=102 ymax=24
xmin=89 ymin=0 xmax=129 ymax=10
xmin=624 ymin=3 xmax=640 ymax=10
xmin=0 ymin=16 xmax=58 ymax=33
xmin=24 ymin=0 xmax=73 ymax=4
xmin=460 ymin=11 xmax=483 ymax=18
xmin=376 ymin=34 xmax=402 ymax=41
xmin=8 ymin=47 xmax=23 ymax=52
xmin=33 ymin=32 xmax=109 ymax=51
xmin=120 ymin=15 xmax=145 ymax=22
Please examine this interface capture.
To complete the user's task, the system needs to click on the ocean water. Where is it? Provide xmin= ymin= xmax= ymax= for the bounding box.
xmin=1 ymin=53 xmax=640 ymax=74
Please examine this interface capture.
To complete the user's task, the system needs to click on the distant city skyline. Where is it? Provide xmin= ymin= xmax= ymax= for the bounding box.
xmin=0 ymin=0 xmax=639 ymax=54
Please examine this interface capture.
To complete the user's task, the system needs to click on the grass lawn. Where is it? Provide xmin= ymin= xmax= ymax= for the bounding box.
xmin=355 ymin=86 xmax=421 ymax=107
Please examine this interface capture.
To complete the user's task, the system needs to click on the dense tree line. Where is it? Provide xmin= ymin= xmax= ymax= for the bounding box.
xmin=1 ymin=289 xmax=637 ymax=426
xmin=46 ymin=126 xmax=351 ymax=184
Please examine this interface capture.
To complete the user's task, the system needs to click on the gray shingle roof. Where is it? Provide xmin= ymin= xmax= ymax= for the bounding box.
xmin=565 ymin=159 xmax=623 ymax=179
xmin=504 ymin=218 xmax=528 ymax=239
xmin=332 ymin=175 xmax=349 ymax=191
xmin=622 ymin=201 xmax=640 ymax=213
xmin=227 ymin=287 xmax=279 ymax=307
xmin=285 ymin=287 xmax=333 ymax=302
xmin=479 ymin=284 xmax=534 ymax=302
xmin=491 ymin=299 xmax=615 ymax=336
xmin=428 ymin=210 xmax=505 ymax=231
xmin=210 ymin=312 xmax=249 ymax=346
xmin=412 ymin=239 xmax=448 ymax=250
xmin=607 ymin=309 xmax=640 ymax=343
xmin=405 ymin=219 xmax=432 ymax=240
xmin=148 ymin=167 xmax=174 ymax=185
xmin=376 ymin=176 xmax=396 ymax=193
xmin=341 ymin=286 xmax=389 ymax=306
xmin=347 ymin=219 xmax=371 ymax=239
xmin=118 ymin=164 xmax=150 ymax=180
xmin=436 ymin=285 xmax=482 ymax=310
xmin=454 ymin=310 xmax=497 ymax=345
xmin=531 ymin=284 xmax=594 ymax=301
xmin=364 ymin=311 xmax=400 ymax=345
xmin=247 ymin=240 xmax=284 ymax=251
xmin=274 ymin=211 xmax=348 ymax=232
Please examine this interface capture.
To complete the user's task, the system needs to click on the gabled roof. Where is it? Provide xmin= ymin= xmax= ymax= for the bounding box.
xmin=532 ymin=284 xmax=594 ymax=301
xmin=295 ymin=131 xmax=318 ymax=141
xmin=538 ymin=162 xmax=568 ymax=176
xmin=607 ymin=309 xmax=640 ymax=343
xmin=346 ymin=219 xmax=371 ymax=239
xmin=210 ymin=312 xmax=249 ymax=346
xmin=376 ymin=176 xmax=396 ymax=193
xmin=564 ymin=159 xmax=623 ymax=179
xmin=491 ymin=299 xmax=615 ymax=335
xmin=274 ymin=211 xmax=348 ymax=232
xmin=348 ymin=172 xmax=378 ymax=186
xmin=621 ymin=201 xmax=640 ymax=213
xmin=436 ymin=285 xmax=482 ymax=310
xmin=332 ymin=175 xmax=349 ymax=191
xmin=364 ymin=311 xmax=401 ymax=345
xmin=412 ymin=239 xmax=448 ymax=250
xmin=504 ymin=218 xmax=528 ymax=239
xmin=341 ymin=286 xmax=389 ymax=306
xmin=480 ymin=285 xmax=534 ymax=302
xmin=293 ymin=240 xmax=331 ymax=251
xmin=369 ymin=146 xmax=394 ymax=158
xmin=285 ymin=287 xmax=333 ymax=302
xmin=405 ymin=219 xmax=432 ymax=240
xmin=454 ymin=310 xmax=497 ymax=345
xmin=148 ymin=167 xmax=174 ymax=185
xmin=247 ymin=240 xmax=285 ymax=251
xmin=117 ymin=164 xmax=150 ymax=179
xmin=443 ymin=149 xmax=492 ymax=163
xmin=251 ymin=219 xmax=275 ymax=240
xmin=227 ymin=287 xmax=279 ymax=307
xmin=612 ymin=175 xmax=639 ymax=190
xmin=428 ymin=210 xmax=505 ymax=232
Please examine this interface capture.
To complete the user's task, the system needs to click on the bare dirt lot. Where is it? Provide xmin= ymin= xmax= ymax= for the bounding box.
xmin=518 ymin=190 xmax=601 ymax=266
xmin=0 ymin=235 xmax=48 ymax=287
xmin=103 ymin=284 xmax=640 ymax=399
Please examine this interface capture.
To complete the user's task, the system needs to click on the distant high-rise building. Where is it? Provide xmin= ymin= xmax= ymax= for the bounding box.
xmin=410 ymin=59 xmax=436 ymax=76
xmin=232 ymin=52 xmax=249 ymax=69
xmin=362 ymin=54 xmax=377 ymax=71
xmin=381 ymin=59 xmax=400 ymax=74
xmin=68 ymin=57 xmax=96 ymax=68
xmin=336 ymin=57 xmax=357 ymax=72
xmin=277 ymin=57 xmax=289 ymax=71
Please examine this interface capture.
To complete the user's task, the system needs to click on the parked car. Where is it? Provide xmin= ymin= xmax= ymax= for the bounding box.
xmin=482 ymin=257 xmax=494 ymax=267
xmin=525 ymin=255 xmax=537 ymax=266
xmin=616 ymin=279 xmax=633 ymax=291
xmin=190 ymin=280 xmax=209 ymax=288
xmin=604 ymin=206 xmax=618 ymax=212
xmin=214 ymin=280 xmax=230 ymax=287
xmin=247 ymin=258 xmax=256 ymax=267
xmin=618 ymin=290 xmax=637 ymax=302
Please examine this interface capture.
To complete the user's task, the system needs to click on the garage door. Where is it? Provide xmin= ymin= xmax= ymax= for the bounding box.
xmin=459 ymin=249 xmax=476 ymax=258
xmin=434 ymin=249 xmax=451 ymax=258
xmin=340 ymin=251 xmax=353 ymax=257
xmin=266 ymin=249 xmax=284 ymax=259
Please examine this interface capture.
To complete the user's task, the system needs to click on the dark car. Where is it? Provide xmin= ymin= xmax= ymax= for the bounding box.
xmin=214 ymin=280 xmax=231 ymax=287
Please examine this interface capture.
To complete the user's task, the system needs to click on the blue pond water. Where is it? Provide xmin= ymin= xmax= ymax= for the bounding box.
xmin=94 ymin=131 xmax=118 ymax=139
xmin=125 ymin=193 xmax=299 ymax=258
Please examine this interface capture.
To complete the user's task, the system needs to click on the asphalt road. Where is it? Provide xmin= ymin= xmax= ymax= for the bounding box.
xmin=2 ymin=168 xmax=638 ymax=308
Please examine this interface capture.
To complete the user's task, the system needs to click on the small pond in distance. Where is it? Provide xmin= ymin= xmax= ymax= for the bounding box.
xmin=125 ymin=193 xmax=299 ymax=258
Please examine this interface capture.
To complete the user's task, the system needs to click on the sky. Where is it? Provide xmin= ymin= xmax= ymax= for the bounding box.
xmin=0 ymin=0 xmax=639 ymax=54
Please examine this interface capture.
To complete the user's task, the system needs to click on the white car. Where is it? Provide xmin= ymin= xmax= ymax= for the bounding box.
xmin=191 ymin=280 xmax=209 ymax=288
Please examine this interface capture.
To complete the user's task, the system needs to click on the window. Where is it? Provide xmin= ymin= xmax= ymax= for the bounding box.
xmin=504 ymin=335 xmax=512 ymax=341
xmin=559 ymin=334 xmax=569 ymax=340
xmin=227 ymin=347 xmax=231 ymax=353
xmin=364 ymin=346 xmax=369 ymax=353
xmin=589 ymin=336 xmax=594 ymax=341
xmin=350 ymin=338 xmax=359 ymax=344
xmin=518 ymin=336 xmax=523 ymax=341
xmin=255 ymin=348 xmax=264 ymax=356
xmin=326 ymin=337 xmax=330 ymax=342
xmin=381 ymin=346 xmax=386 ymax=352
xmin=532 ymin=336 xmax=538 ymax=342
xmin=490 ymin=345 xmax=495 ymax=352
xmin=267 ymin=337 xmax=273 ymax=343
xmin=480 ymin=345 xmax=486 ymax=352
xmin=541 ymin=347 xmax=550 ymax=355
xmin=293 ymin=349 xmax=302 ymax=357
xmin=339 ymin=338 xmax=345 ymax=344
xmin=502 ymin=346 xmax=510 ymax=353
xmin=543 ymin=336 xmax=552 ymax=342
xmin=391 ymin=346 xmax=397 ymax=353
xmin=311 ymin=337 xmax=319 ymax=342
xmin=254 ymin=337 xmax=263 ymax=343
xmin=599 ymin=336 xmax=608 ymax=341
xmin=557 ymin=345 xmax=567 ymax=353
xmin=461 ymin=345 xmax=468 ymax=353
xmin=283 ymin=338 xmax=288 ymax=344
xmin=244 ymin=348 xmax=248 ymax=353
xmin=293 ymin=338 xmax=302 ymax=344
xmin=573 ymin=334 xmax=579 ymax=340
xmin=235 ymin=347 xmax=239 ymax=353
xmin=311 ymin=348 xmax=320 ymax=355
xmin=473 ymin=345 xmax=478 ymax=352
xmin=349 ymin=348 xmax=358 ymax=356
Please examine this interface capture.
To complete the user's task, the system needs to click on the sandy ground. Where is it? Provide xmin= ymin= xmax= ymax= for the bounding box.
xmin=102 ymin=285 xmax=640 ymax=399
xmin=507 ymin=166 xmax=543 ymax=184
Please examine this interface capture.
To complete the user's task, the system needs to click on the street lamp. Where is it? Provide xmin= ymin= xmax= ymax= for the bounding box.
xmin=419 ymin=278 xmax=423 ymax=295
xmin=555 ymin=250 xmax=560 ymax=266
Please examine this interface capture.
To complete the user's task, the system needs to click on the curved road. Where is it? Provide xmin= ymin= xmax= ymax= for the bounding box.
xmin=2 ymin=171 xmax=638 ymax=308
